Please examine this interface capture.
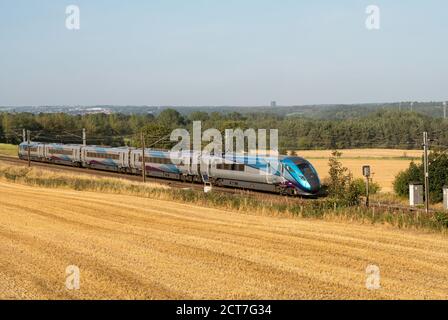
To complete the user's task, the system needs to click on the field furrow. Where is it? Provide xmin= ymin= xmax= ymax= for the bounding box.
xmin=0 ymin=181 xmax=447 ymax=299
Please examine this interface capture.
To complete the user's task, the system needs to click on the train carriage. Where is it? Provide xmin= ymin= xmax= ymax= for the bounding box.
xmin=81 ymin=146 xmax=130 ymax=172
xmin=18 ymin=142 xmax=45 ymax=161
xmin=129 ymin=149 xmax=183 ymax=180
xmin=204 ymin=154 xmax=285 ymax=193
xmin=45 ymin=144 xmax=82 ymax=166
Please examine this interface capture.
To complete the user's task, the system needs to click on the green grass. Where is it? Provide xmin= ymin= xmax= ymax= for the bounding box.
xmin=0 ymin=144 xmax=18 ymax=156
xmin=0 ymin=162 xmax=446 ymax=233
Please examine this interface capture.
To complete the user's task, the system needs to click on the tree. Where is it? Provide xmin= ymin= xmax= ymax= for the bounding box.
xmin=393 ymin=161 xmax=422 ymax=198
xmin=188 ymin=111 xmax=209 ymax=122
xmin=393 ymin=150 xmax=448 ymax=203
xmin=157 ymin=109 xmax=185 ymax=128
xmin=326 ymin=150 xmax=361 ymax=205
xmin=132 ymin=123 xmax=173 ymax=150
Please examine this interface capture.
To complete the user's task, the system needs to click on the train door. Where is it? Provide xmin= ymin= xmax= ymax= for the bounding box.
xmin=124 ymin=150 xmax=130 ymax=169
xmin=189 ymin=152 xmax=200 ymax=176
xmin=37 ymin=144 xmax=45 ymax=159
xmin=75 ymin=147 xmax=81 ymax=163
xmin=129 ymin=151 xmax=134 ymax=169
xmin=81 ymin=148 xmax=86 ymax=165
xmin=119 ymin=152 xmax=124 ymax=168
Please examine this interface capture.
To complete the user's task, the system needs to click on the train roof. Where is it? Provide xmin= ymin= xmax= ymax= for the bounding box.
xmin=46 ymin=143 xmax=84 ymax=147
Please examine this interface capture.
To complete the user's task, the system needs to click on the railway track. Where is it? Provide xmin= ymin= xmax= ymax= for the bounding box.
xmin=0 ymin=154 xmax=299 ymax=202
xmin=0 ymin=154 xmax=433 ymax=214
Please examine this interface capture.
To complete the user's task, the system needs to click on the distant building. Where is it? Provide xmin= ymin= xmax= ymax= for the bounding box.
xmin=270 ymin=101 xmax=277 ymax=108
xmin=71 ymin=107 xmax=112 ymax=115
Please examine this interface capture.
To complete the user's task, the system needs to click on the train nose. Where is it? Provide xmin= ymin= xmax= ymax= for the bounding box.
xmin=306 ymin=177 xmax=321 ymax=194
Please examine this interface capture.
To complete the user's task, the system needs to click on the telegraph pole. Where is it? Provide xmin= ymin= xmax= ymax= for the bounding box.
xmin=141 ymin=131 xmax=146 ymax=183
xmin=82 ymin=128 xmax=86 ymax=146
xmin=423 ymin=132 xmax=430 ymax=214
xmin=362 ymin=166 xmax=371 ymax=207
xmin=27 ymin=130 xmax=31 ymax=167
xmin=22 ymin=129 xmax=26 ymax=142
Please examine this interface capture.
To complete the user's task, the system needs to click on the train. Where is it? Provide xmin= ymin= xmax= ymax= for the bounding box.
xmin=18 ymin=141 xmax=321 ymax=196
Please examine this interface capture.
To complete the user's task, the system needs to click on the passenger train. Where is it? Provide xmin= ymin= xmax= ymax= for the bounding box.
xmin=18 ymin=142 xmax=321 ymax=196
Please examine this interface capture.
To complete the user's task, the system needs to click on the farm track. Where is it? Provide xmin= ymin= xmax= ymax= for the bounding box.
xmin=0 ymin=181 xmax=447 ymax=299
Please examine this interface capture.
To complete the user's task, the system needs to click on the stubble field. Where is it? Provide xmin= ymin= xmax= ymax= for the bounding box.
xmin=296 ymin=149 xmax=422 ymax=193
xmin=0 ymin=180 xmax=447 ymax=299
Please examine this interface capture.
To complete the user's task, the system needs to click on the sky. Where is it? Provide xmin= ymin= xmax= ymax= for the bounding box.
xmin=0 ymin=0 xmax=447 ymax=106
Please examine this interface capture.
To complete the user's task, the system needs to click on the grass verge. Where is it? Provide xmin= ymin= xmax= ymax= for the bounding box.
xmin=0 ymin=144 xmax=18 ymax=156
xmin=0 ymin=163 xmax=447 ymax=233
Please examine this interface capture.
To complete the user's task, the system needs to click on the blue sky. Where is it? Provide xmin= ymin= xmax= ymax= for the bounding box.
xmin=0 ymin=0 xmax=447 ymax=106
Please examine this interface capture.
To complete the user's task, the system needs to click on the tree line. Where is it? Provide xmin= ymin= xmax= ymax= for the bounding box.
xmin=2 ymin=109 xmax=448 ymax=152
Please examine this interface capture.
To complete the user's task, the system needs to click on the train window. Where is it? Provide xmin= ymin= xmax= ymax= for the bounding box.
xmin=234 ymin=164 xmax=245 ymax=171
xmin=137 ymin=156 xmax=172 ymax=164
xmin=87 ymin=152 xmax=119 ymax=160
xmin=23 ymin=146 xmax=38 ymax=152
xmin=216 ymin=163 xmax=245 ymax=171
xmin=48 ymin=149 xmax=73 ymax=155
xmin=298 ymin=163 xmax=314 ymax=176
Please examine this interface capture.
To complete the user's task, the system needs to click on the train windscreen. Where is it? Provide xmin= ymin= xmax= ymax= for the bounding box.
xmin=293 ymin=159 xmax=317 ymax=179
xmin=297 ymin=163 xmax=314 ymax=177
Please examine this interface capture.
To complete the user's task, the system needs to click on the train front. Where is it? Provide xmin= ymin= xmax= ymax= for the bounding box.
xmin=281 ymin=157 xmax=321 ymax=196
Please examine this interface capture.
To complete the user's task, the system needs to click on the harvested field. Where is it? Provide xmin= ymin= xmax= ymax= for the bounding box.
xmin=311 ymin=159 xmax=415 ymax=193
xmin=0 ymin=144 xmax=17 ymax=157
xmin=296 ymin=149 xmax=422 ymax=193
xmin=297 ymin=149 xmax=422 ymax=159
xmin=0 ymin=181 xmax=447 ymax=299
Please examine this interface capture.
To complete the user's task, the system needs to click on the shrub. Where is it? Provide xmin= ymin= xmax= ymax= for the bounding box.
xmin=326 ymin=150 xmax=362 ymax=205
xmin=352 ymin=178 xmax=381 ymax=195
xmin=393 ymin=161 xmax=421 ymax=197
xmin=434 ymin=212 xmax=448 ymax=228
xmin=393 ymin=150 xmax=448 ymax=202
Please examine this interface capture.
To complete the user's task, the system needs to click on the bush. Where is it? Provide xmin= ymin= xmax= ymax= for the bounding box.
xmin=352 ymin=178 xmax=381 ymax=195
xmin=393 ymin=161 xmax=422 ymax=198
xmin=434 ymin=212 xmax=448 ymax=228
xmin=325 ymin=150 xmax=362 ymax=205
xmin=393 ymin=150 xmax=448 ymax=203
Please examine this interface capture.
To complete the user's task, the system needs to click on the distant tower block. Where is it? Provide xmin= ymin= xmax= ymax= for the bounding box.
xmin=270 ymin=101 xmax=277 ymax=108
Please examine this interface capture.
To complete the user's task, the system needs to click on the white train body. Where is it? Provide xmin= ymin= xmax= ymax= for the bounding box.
xmin=18 ymin=142 xmax=321 ymax=196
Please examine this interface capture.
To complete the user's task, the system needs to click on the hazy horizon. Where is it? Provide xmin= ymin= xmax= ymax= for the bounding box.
xmin=1 ymin=1 xmax=447 ymax=106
